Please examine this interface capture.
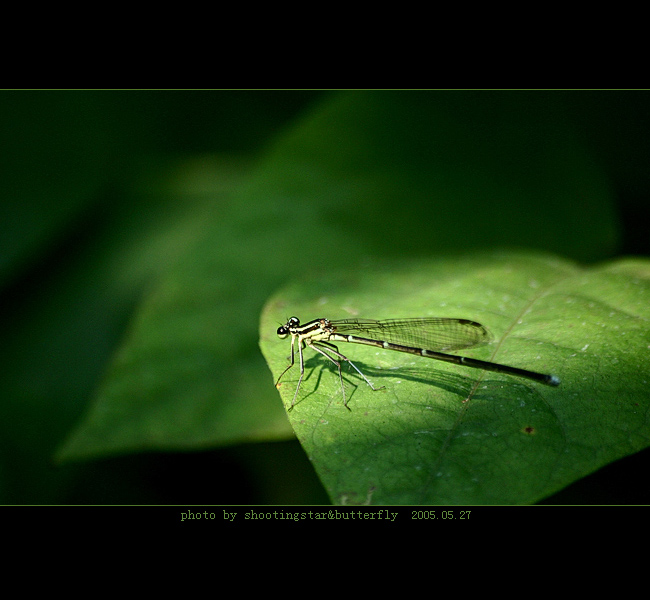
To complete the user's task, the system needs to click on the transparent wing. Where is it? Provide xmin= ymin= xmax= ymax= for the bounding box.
xmin=330 ymin=318 xmax=491 ymax=351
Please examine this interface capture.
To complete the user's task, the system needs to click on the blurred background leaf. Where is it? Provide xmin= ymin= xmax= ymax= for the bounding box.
xmin=2 ymin=90 xmax=649 ymax=504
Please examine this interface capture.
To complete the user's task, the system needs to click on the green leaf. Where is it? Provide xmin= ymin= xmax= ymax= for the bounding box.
xmin=260 ymin=251 xmax=650 ymax=505
xmin=54 ymin=181 xmax=294 ymax=462
xmin=57 ymin=91 xmax=619 ymax=466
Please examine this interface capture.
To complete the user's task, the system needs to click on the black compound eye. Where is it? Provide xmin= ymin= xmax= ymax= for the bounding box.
xmin=278 ymin=317 xmax=300 ymax=339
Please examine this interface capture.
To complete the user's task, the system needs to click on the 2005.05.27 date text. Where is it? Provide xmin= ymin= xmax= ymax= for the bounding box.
xmin=412 ymin=510 xmax=471 ymax=520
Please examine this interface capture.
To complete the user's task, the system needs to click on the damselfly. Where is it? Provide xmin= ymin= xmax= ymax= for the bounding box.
xmin=275 ymin=316 xmax=560 ymax=410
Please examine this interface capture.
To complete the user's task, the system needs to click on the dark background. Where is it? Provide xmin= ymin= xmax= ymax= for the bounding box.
xmin=1 ymin=90 xmax=648 ymax=505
